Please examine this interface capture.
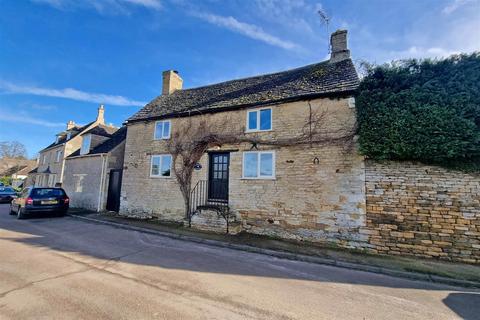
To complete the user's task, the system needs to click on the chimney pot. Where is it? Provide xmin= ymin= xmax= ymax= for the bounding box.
xmin=162 ymin=70 xmax=183 ymax=95
xmin=66 ymin=120 xmax=76 ymax=130
xmin=330 ymin=29 xmax=350 ymax=63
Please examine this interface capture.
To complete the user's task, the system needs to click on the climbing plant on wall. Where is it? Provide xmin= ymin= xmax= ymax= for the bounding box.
xmin=356 ymin=53 xmax=480 ymax=171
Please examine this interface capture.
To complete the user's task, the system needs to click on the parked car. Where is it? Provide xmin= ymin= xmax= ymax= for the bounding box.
xmin=10 ymin=187 xmax=70 ymax=219
xmin=0 ymin=186 xmax=17 ymax=203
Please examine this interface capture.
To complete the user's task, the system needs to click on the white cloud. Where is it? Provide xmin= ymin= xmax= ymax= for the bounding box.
xmin=389 ymin=46 xmax=460 ymax=60
xmin=0 ymin=110 xmax=65 ymax=128
xmin=31 ymin=0 xmax=162 ymax=13
xmin=442 ymin=0 xmax=476 ymax=14
xmin=121 ymin=0 xmax=161 ymax=10
xmin=0 ymin=81 xmax=146 ymax=107
xmin=192 ymin=12 xmax=299 ymax=51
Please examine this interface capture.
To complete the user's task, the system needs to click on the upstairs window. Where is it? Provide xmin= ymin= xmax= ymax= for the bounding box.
xmin=42 ymin=154 xmax=47 ymax=165
xmin=242 ymin=151 xmax=275 ymax=179
xmin=66 ymin=132 xmax=72 ymax=140
xmin=80 ymin=134 xmax=91 ymax=155
xmin=55 ymin=150 xmax=62 ymax=162
xmin=154 ymin=120 xmax=171 ymax=140
xmin=151 ymin=155 xmax=172 ymax=177
xmin=246 ymin=108 xmax=272 ymax=132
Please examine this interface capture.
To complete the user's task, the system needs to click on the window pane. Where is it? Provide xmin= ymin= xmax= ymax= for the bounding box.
xmin=81 ymin=135 xmax=91 ymax=154
xmin=260 ymin=109 xmax=272 ymax=130
xmin=244 ymin=153 xmax=258 ymax=177
xmin=161 ymin=155 xmax=172 ymax=176
xmin=248 ymin=111 xmax=257 ymax=130
xmin=155 ymin=122 xmax=163 ymax=139
xmin=260 ymin=153 xmax=273 ymax=176
xmin=162 ymin=121 xmax=170 ymax=138
xmin=151 ymin=156 xmax=160 ymax=176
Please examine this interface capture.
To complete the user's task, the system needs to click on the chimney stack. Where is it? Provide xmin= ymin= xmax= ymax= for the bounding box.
xmin=66 ymin=120 xmax=76 ymax=130
xmin=162 ymin=70 xmax=183 ymax=95
xmin=97 ymin=104 xmax=105 ymax=124
xmin=330 ymin=30 xmax=350 ymax=63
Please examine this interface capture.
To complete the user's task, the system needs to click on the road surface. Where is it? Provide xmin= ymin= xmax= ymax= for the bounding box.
xmin=0 ymin=204 xmax=478 ymax=319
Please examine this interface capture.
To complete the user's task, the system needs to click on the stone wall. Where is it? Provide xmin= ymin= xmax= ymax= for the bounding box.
xmin=365 ymin=161 xmax=480 ymax=263
xmin=63 ymin=156 xmax=105 ymax=211
xmin=63 ymin=141 xmax=125 ymax=212
xmin=120 ymin=96 xmax=367 ymax=247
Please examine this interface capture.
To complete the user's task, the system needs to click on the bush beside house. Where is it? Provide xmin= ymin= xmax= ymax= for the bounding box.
xmin=356 ymin=53 xmax=480 ymax=171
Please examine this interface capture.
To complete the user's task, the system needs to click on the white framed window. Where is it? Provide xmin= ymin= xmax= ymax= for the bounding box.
xmin=150 ymin=154 xmax=172 ymax=178
xmin=246 ymin=108 xmax=272 ymax=132
xmin=80 ymin=134 xmax=91 ymax=155
xmin=55 ymin=136 xmax=60 ymax=143
xmin=66 ymin=132 xmax=71 ymax=140
xmin=42 ymin=154 xmax=47 ymax=165
xmin=48 ymin=174 xmax=57 ymax=187
xmin=55 ymin=150 xmax=62 ymax=162
xmin=242 ymin=151 xmax=275 ymax=179
xmin=154 ymin=120 xmax=171 ymax=140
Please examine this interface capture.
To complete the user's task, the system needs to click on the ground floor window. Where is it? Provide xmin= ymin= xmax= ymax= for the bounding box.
xmin=150 ymin=155 xmax=172 ymax=177
xmin=242 ymin=151 xmax=275 ymax=179
xmin=48 ymin=174 xmax=57 ymax=187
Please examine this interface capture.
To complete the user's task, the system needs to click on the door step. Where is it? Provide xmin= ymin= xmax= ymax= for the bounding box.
xmin=188 ymin=208 xmax=242 ymax=235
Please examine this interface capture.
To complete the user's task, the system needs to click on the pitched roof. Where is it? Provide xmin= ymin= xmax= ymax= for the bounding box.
xmin=82 ymin=124 xmax=118 ymax=137
xmin=14 ymin=164 xmax=37 ymax=176
xmin=40 ymin=121 xmax=95 ymax=152
xmin=128 ymin=58 xmax=359 ymax=123
xmin=2 ymin=165 xmax=25 ymax=176
xmin=67 ymin=126 xmax=127 ymax=158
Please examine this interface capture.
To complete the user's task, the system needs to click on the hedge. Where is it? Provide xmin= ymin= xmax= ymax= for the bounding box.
xmin=356 ymin=53 xmax=480 ymax=171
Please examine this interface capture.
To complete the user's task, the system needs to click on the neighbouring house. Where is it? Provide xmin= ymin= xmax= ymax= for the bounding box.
xmin=11 ymin=163 xmax=37 ymax=188
xmin=0 ymin=158 xmax=37 ymax=188
xmin=120 ymin=30 xmax=367 ymax=246
xmin=27 ymin=105 xmax=110 ymax=188
xmin=62 ymin=126 xmax=127 ymax=212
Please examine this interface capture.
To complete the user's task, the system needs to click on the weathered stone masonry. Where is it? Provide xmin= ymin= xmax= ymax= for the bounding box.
xmin=120 ymin=96 xmax=367 ymax=248
xmin=364 ymin=161 xmax=480 ymax=263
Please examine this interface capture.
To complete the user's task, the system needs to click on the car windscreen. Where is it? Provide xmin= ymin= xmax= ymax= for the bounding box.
xmin=31 ymin=188 xmax=66 ymax=198
xmin=0 ymin=187 xmax=14 ymax=193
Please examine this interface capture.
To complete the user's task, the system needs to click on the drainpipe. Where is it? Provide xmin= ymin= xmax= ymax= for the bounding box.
xmin=97 ymin=154 xmax=108 ymax=212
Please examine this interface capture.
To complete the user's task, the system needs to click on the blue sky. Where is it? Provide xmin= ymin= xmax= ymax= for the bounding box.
xmin=1 ymin=0 xmax=479 ymax=158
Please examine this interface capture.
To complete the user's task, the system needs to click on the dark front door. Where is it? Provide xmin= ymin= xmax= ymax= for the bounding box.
xmin=208 ymin=152 xmax=229 ymax=202
xmin=106 ymin=169 xmax=123 ymax=212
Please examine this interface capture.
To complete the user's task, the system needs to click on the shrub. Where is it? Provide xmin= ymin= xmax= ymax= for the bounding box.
xmin=356 ymin=53 xmax=480 ymax=171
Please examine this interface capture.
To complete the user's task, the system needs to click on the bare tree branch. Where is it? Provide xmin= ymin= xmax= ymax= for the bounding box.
xmin=166 ymin=104 xmax=356 ymax=230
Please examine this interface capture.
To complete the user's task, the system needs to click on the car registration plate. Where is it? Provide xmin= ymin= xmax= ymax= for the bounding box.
xmin=41 ymin=200 xmax=58 ymax=205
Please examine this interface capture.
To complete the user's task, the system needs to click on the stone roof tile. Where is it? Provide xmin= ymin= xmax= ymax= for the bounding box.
xmin=127 ymin=58 xmax=359 ymax=123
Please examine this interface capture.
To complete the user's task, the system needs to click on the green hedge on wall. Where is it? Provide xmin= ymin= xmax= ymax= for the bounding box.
xmin=356 ymin=53 xmax=480 ymax=171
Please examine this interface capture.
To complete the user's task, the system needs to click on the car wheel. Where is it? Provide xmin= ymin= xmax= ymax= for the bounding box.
xmin=17 ymin=207 xmax=26 ymax=219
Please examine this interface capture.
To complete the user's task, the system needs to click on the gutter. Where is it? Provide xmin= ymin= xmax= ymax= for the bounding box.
xmin=66 ymin=153 xmax=107 ymax=160
xmin=97 ymin=154 xmax=109 ymax=212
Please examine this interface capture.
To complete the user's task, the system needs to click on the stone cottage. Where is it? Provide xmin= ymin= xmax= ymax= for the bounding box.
xmin=120 ymin=30 xmax=367 ymax=247
xmin=63 ymin=126 xmax=126 ymax=212
xmin=28 ymin=105 xmax=110 ymax=188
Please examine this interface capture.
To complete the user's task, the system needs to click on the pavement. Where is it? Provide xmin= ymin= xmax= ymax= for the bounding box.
xmin=0 ymin=204 xmax=479 ymax=320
